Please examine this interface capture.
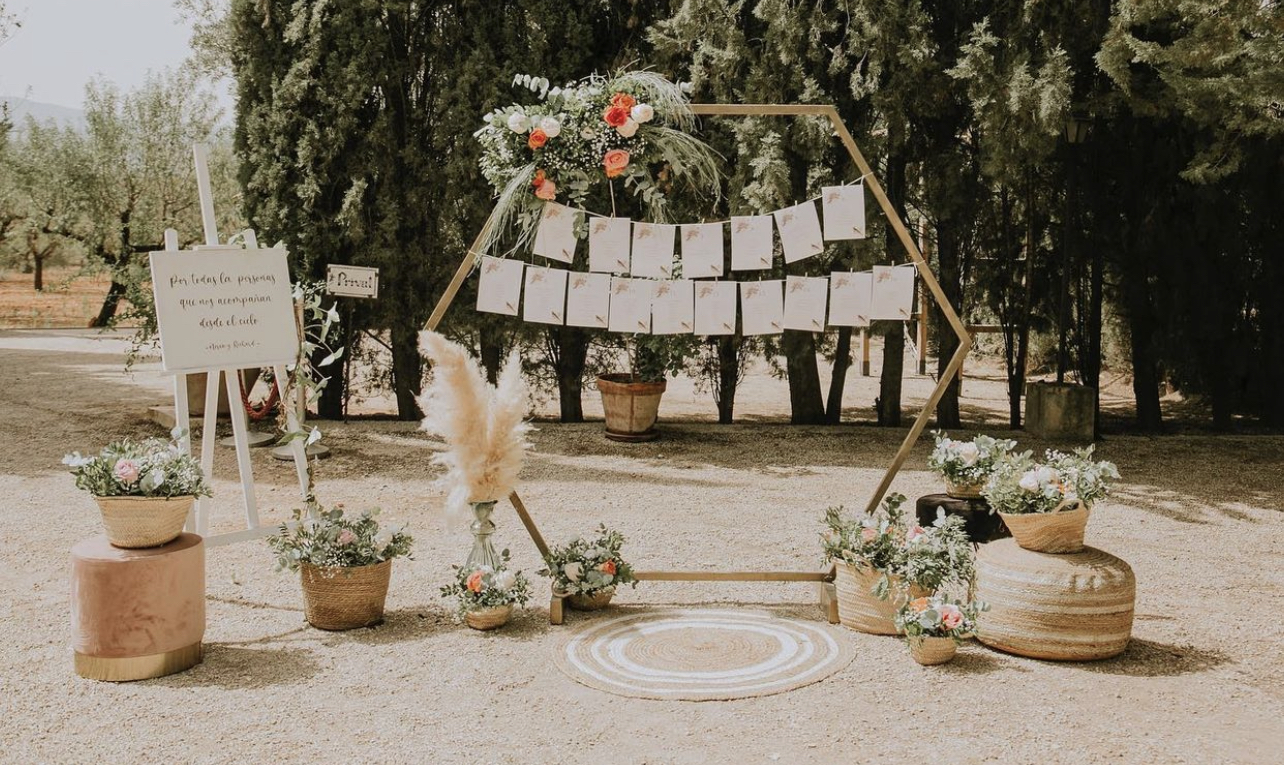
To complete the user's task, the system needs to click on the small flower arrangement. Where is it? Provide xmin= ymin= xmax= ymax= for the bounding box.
xmin=63 ymin=429 xmax=210 ymax=498
xmin=475 ymin=70 xmax=720 ymax=253
xmin=440 ymin=550 xmax=533 ymax=617
xmin=984 ymin=446 xmax=1120 ymax=515
xmin=267 ymin=506 xmax=413 ymax=572
xmin=901 ymin=510 xmax=975 ymax=593
xmin=540 ymin=524 xmax=637 ymax=597
xmin=928 ymin=432 xmax=1017 ymax=488
xmin=895 ymin=594 xmax=984 ymax=643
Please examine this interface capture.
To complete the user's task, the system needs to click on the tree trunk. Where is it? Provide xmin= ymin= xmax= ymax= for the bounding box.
xmin=782 ymin=330 xmax=826 ymax=424
xmin=1121 ymin=263 xmax=1162 ymax=431
xmin=716 ymin=336 xmax=738 ymax=424
xmin=824 ymin=326 xmax=853 ymax=424
xmin=934 ymin=224 xmax=962 ymax=429
xmin=551 ymin=325 xmax=587 ymax=423
xmin=33 ymin=251 xmax=44 ymax=291
xmin=479 ymin=321 xmax=504 ymax=385
xmin=876 ymin=325 xmax=904 ymax=426
xmin=90 ymin=264 xmax=128 ymax=328
xmin=390 ymin=320 xmax=422 ymax=421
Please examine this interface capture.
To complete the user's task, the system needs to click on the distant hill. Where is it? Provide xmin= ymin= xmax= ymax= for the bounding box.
xmin=1 ymin=97 xmax=85 ymax=129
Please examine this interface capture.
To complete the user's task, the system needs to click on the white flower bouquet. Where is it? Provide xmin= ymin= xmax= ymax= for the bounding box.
xmin=927 ymin=432 xmax=1017 ymax=495
xmin=984 ymin=446 xmax=1120 ymax=515
xmin=440 ymin=550 xmax=533 ymax=618
xmin=539 ymin=524 xmax=636 ymax=598
xmin=64 ymin=429 xmax=210 ymax=499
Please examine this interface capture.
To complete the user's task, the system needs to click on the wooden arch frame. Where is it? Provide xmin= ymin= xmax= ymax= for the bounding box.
xmin=421 ymin=104 xmax=972 ymax=623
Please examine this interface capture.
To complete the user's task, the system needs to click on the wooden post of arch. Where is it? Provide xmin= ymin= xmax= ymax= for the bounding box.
xmin=421 ymin=103 xmax=972 ymax=624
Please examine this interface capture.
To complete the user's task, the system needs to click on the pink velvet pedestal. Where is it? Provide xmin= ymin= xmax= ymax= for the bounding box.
xmin=71 ymin=533 xmax=205 ymax=681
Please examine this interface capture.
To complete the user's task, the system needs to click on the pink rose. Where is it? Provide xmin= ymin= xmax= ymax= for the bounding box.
xmin=860 ymin=527 xmax=877 ymax=542
xmin=906 ymin=525 xmax=925 ymax=542
xmin=534 ymin=178 xmax=557 ymax=201
xmin=337 ymin=529 xmax=357 ymax=546
xmin=940 ymin=605 xmax=963 ymax=630
xmin=113 ymin=459 xmax=140 ymax=484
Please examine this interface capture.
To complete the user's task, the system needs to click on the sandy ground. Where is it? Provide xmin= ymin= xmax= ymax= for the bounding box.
xmin=1 ymin=329 xmax=1282 ymax=764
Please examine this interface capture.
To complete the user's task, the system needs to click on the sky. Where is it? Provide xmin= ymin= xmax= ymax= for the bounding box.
xmin=0 ymin=0 xmax=231 ymax=111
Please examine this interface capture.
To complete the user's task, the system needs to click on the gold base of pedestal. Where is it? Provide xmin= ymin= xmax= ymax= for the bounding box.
xmin=74 ymin=642 xmax=203 ymax=682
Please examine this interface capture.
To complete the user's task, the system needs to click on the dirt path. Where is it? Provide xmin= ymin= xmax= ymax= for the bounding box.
xmin=1 ymin=330 xmax=1281 ymax=764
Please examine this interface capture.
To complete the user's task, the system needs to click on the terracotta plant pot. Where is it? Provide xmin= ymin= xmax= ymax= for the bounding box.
xmin=909 ymin=636 xmax=957 ymax=666
xmin=834 ymin=562 xmax=928 ymax=635
xmin=300 ymin=560 xmax=392 ymax=631
xmin=95 ymin=495 xmax=193 ymax=549
xmin=944 ymin=477 xmax=985 ymax=500
xmin=999 ymin=505 xmax=1091 ymax=554
xmin=464 ymin=605 xmax=513 ymax=631
xmin=597 ymin=374 xmax=666 ymax=442
xmin=567 ymin=588 xmax=615 ymax=611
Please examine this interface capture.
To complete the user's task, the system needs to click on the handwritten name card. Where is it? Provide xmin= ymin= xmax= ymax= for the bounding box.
xmin=589 ymin=217 xmax=631 ymax=273
xmin=532 ymin=202 xmax=579 ymax=263
xmin=566 ymin=272 xmax=612 ymax=329
xmin=631 ymin=223 xmax=677 ymax=279
xmin=694 ymin=281 xmax=737 ymax=336
xmin=774 ymin=201 xmax=825 ymax=264
xmin=822 ymin=184 xmax=866 ymax=240
xmin=651 ymin=280 xmax=695 ymax=335
xmin=475 ymin=256 xmax=525 ymax=317
xmin=731 ymin=215 xmax=774 ymax=271
xmin=523 ymin=266 xmax=568 ymax=325
xmin=681 ymin=223 xmax=724 ymax=278
xmin=783 ymin=275 xmax=829 ymax=332
xmin=740 ymin=280 xmax=784 ymax=336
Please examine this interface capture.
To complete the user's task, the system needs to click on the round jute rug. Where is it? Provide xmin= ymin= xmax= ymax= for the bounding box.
xmin=553 ymin=608 xmax=855 ymax=701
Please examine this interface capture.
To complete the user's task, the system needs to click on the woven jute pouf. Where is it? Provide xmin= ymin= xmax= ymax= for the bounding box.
xmin=976 ymin=538 xmax=1134 ymax=661
xmin=834 ymin=563 xmax=927 ymax=635
xmin=71 ymin=533 xmax=205 ymax=681
xmin=300 ymin=560 xmax=391 ymax=631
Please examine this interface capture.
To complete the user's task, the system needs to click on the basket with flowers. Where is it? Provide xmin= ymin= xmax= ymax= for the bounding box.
xmin=983 ymin=446 xmax=1120 ymax=553
xmin=894 ymin=594 xmax=985 ymax=665
xmin=540 ymin=524 xmax=637 ymax=611
xmin=927 ymin=432 xmax=1018 ymax=498
xmin=440 ymin=550 xmax=533 ymax=631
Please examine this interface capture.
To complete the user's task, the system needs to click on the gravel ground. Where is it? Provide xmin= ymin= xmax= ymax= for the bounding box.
xmin=1 ymin=329 xmax=1281 ymax=764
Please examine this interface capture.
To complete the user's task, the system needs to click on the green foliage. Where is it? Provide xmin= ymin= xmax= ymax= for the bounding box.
xmin=439 ymin=549 xmax=533 ymax=616
xmin=902 ymin=512 xmax=974 ymax=593
xmin=63 ymin=430 xmax=211 ymax=499
xmin=539 ymin=524 xmax=637 ymax=597
xmin=267 ymin=506 xmax=413 ymax=572
xmin=984 ymin=446 xmax=1120 ymax=514
xmin=927 ymin=431 xmax=1018 ymax=486
xmin=895 ymin=594 xmax=985 ymax=644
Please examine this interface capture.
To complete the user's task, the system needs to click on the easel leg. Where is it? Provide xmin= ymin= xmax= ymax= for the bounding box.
xmin=819 ymin=582 xmax=840 ymax=624
xmin=550 ymin=594 xmax=565 ymax=625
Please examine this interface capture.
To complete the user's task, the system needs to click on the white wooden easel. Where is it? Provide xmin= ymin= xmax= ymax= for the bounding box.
xmin=165 ymin=143 xmax=311 ymax=546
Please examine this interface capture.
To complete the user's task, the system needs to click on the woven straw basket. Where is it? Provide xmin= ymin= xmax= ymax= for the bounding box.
xmin=567 ymin=588 xmax=615 ymax=611
xmin=834 ymin=563 xmax=928 ymax=635
xmin=300 ymin=560 xmax=392 ymax=631
xmin=909 ymin=636 xmax=957 ymax=666
xmin=95 ymin=495 xmax=193 ymax=549
xmin=464 ymin=605 xmax=513 ymax=631
xmin=999 ymin=504 xmax=1091 ymax=554
xmin=944 ymin=478 xmax=985 ymax=500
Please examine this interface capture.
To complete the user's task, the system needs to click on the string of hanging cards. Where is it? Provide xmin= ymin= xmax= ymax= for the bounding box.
xmin=474 ymin=177 xmax=917 ymax=336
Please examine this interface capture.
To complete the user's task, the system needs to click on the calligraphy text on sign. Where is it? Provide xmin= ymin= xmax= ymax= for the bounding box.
xmin=326 ymin=264 xmax=380 ymax=298
xmin=149 ymin=247 xmax=299 ymax=373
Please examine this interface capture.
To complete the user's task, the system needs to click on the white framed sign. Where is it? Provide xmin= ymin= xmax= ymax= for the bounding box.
xmin=149 ymin=246 xmax=298 ymax=373
xmin=325 ymin=264 xmax=380 ymax=298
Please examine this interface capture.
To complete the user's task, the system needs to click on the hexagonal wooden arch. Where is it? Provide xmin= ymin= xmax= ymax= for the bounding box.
xmin=421 ymin=104 xmax=972 ymax=624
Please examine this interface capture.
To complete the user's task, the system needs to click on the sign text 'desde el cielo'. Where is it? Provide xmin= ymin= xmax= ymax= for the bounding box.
xmin=325 ymin=264 xmax=380 ymax=298
xmin=149 ymin=247 xmax=298 ymax=373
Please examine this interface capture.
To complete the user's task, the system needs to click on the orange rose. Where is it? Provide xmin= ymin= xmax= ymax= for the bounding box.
xmin=599 ymin=560 xmax=617 ymax=575
xmin=611 ymin=92 xmax=636 ymax=110
xmin=910 ymin=597 xmax=931 ymax=613
xmin=534 ymin=178 xmax=557 ymax=201
xmin=603 ymin=104 xmax=630 ymax=127
xmin=466 ymin=570 xmax=484 ymax=593
xmin=603 ymin=149 xmax=630 ymax=178
xmin=527 ymin=128 xmax=548 ymax=150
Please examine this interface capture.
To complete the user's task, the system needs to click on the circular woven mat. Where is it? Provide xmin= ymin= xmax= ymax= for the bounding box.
xmin=553 ymin=608 xmax=855 ymax=701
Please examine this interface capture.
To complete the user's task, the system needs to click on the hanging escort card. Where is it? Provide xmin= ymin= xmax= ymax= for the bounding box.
xmin=783 ymin=275 xmax=829 ymax=332
xmin=522 ymin=266 xmax=568 ymax=325
xmin=630 ymin=222 xmax=677 ymax=279
xmin=531 ymin=202 xmax=579 ymax=263
xmin=588 ymin=216 xmax=631 ymax=273
xmin=680 ymin=223 xmax=724 ymax=279
xmin=774 ymin=201 xmax=825 ymax=264
xmin=730 ymin=215 xmax=775 ymax=271
xmin=739 ymin=280 xmax=784 ymax=336
xmin=476 ymin=256 xmax=525 ymax=316
xmin=870 ymin=264 xmax=916 ymax=320
xmin=694 ymin=281 xmax=737 ymax=336
xmin=608 ymin=277 xmax=654 ymax=334
xmin=828 ymin=270 xmax=873 ymax=327
xmin=822 ymin=184 xmax=867 ymax=240
xmin=565 ymin=272 xmax=612 ymax=329
xmin=651 ymin=280 xmax=695 ymax=334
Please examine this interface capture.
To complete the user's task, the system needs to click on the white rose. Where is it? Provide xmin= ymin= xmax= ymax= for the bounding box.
xmin=374 ymin=529 xmax=393 ymax=549
xmin=616 ymin=118 xmax=639 ymax=138
xmin=539 ymin=116 xmax=561 ymax=138
xmin=148 ymin=468 xmax=166 ymax=487
xmin=1035 ymin=466 xmax=1058 ymax=484
xmin=630 ymin=103 xmax=654 ymax=123
xmin=507 ymin=112 xmax=530 ymax=133
xmin=563 ymin=561 xmax=582 ymax=582
xmin=957 ymin=442 xmax=979 ymax=466
xmin=494 ymin=570 xmax=516 ymax=591
xmin=1018 ymin=470 xmax=1041 ymax=493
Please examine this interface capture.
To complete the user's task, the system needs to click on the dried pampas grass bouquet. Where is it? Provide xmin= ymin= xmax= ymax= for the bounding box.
xmin=418 ymin=331 xmax=532 ymax=519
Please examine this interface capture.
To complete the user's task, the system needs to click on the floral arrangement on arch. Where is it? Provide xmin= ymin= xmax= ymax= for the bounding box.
xmin=894 ymin=594 xmax=984 ymax=644
xmin=267 ymin=506 xmax=413 ymax=572
xmin=927 ymin=431 xmax=1017 ymax=488
xmin=821 ymin=494 xmax=975 ymax=599
xmin=983 ymin=446 xmax=1119 ymax=515
xmin=64 ymin=429 xmax=211 ymax=499
xmin=439 ymin=550 xmax=533 ymax=617
xmin=475 ymin=70 xmax=721 ymax=253
xmin=540 ymin=524 xmax=637 ymax=597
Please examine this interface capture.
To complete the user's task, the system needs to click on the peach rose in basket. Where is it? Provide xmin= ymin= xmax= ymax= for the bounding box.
xmin=599 ymin=560 xmax=617 ymax=576
xmin=909 ymin=597 xmax=931 ymax=614
xmin=860 ymin=527 xmax=877 ymax=542
xmin=603 ymin=104 xmax=630 ymax=128
xmin=466 ymin=570 xmax=485 ymax=593
xmin=939 ymin=604 xmax=963 ymax=629
xmin=603 ymin=149 xmax=630 ymax=178
xmin=905 ymin=525 xmax=925 ymax=542
xmin=527 ymin=128 xmax=548 ymax=150
xmin=611 ymin=92 xmax=637 ymax=110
